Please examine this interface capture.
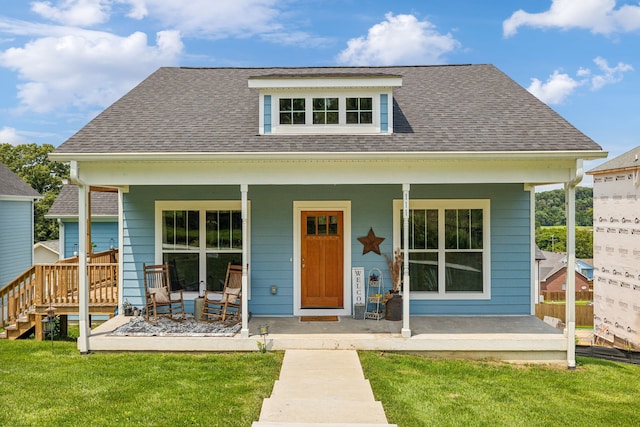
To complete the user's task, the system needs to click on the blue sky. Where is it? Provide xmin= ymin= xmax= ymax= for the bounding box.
xmin=1 ymin=0 xmax=639 ymax=178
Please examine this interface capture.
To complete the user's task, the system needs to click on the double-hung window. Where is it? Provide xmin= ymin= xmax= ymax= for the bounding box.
xmin=312 ymin=97 xmax=339 ymax=124
xmin=279 ymin=98 xmax=306 ymax=124
xmin=346 ymin=97 xmax=372 ymax=124
xmin=393 ymin=199 xmax=490 ymax=299
xmin=156 ymin=201 xmax=246 ymax=295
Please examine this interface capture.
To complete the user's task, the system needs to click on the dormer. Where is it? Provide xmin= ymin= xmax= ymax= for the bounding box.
xmin=248 ymin=73 xmax=402 ymax=135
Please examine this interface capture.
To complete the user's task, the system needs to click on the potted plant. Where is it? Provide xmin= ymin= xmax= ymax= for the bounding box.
xmin=383 ymin=250 xmax=403 ymax=320
xmin=383 ymin=249 xmax=403 ymax=292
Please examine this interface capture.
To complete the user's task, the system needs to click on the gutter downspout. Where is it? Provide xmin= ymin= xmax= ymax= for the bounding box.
xmin=57 ymin=218 xmax=65 ymax=260
xmin=565 ymin=159 xmax=583 ymax=369
xmin=69 ymin=160 xmax=90 ymax=354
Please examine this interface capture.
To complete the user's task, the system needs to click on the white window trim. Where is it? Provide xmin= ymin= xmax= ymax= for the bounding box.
xmin=154 ymin=200 xmax=250 ymax=300
xmin=293 ymin=200 xmax=352 ymax=316
xmin=393 ymin=199 xmax=491 ymax=300
xmin=258 ymin=90 xmax=392 ymax=135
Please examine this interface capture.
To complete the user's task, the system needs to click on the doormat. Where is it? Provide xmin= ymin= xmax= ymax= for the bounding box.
xmin=300 ymin=316 xmax=339 ymax=322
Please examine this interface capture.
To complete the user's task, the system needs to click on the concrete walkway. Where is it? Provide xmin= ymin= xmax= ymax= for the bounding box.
xmin=252 ymin=350 xmax=397 ymax=426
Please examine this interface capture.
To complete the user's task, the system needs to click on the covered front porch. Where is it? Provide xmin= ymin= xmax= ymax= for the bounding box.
xmin=88 ymin=314 xmax=566 ymax=364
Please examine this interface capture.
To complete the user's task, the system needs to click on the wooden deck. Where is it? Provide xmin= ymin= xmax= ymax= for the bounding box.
xmin=0 ymin=249 xmax=118 ymax=340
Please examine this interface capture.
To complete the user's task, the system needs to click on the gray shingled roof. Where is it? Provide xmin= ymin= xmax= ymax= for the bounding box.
xmin=0 ymin=162 xmax=41 ymax=198
xmin=54 ymin=65 xmax=601 ymax=155
xmin=35 ymin=239 xmax=59 ymax=253
xmin=46 ymin=184 xmax=118 ymax=217
xmin=587 ymin=145 xmax=640 ymax=173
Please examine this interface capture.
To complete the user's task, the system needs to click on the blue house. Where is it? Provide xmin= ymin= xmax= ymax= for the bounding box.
xmin=46 ymin=184 xmax=118 ymax=259
xmin=0 ymin=162 xmax=41 ymax=288
xmin=51 ymin=65 xmax=606 ymax=364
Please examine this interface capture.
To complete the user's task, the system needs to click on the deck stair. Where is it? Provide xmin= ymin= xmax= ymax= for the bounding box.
xmin=1 ymin=314 xmax=36 ymax=340
xmin=0 ymin=249 xmax=118 ymax=340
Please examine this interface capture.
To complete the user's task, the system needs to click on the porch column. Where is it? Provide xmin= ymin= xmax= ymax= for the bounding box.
xmin=565 ymin=160 xmax=582 ymax=369
xmin=117 ymin=189 xmax=124 ymax=310
xmin=401 ymin=184 xmax=411 ymax=338
xmin=77 ymin=178 xmax=90 ymax=353
xmin=240 ymin=184 xmax=250 ymax=338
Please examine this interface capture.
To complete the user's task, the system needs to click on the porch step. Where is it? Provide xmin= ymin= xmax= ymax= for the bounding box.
xmin=257 ymin=398 xmax=389 ymax=424
xmin=2 ymin=315 xmax=36 ymax=340
xmin=253 ymin=350 xmax=395 ymax=426
xmin=270 ymin=378 xmax=376 ymax=401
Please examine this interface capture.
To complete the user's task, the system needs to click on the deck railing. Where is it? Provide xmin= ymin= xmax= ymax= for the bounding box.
xmin=0 ymin=249 xmax=118 ymax=327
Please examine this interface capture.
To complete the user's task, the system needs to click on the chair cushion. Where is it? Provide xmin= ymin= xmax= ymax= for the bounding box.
xmin=225 ymin=287 xmax=241 ymax=304
xmin=150 ymin=287 xmax=170 ymax=303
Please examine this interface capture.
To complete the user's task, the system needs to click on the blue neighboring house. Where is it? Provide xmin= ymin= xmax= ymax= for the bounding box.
xmin=46 ymin=184 xmax=118 ymax=259
xmin=0 ymin=162 xmax=41 ymax=289
xmin=51 ymin=65 xmax=606 ymax=345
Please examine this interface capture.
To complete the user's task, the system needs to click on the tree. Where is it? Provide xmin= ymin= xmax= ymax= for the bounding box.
xmin=535 ymin=187 xmax=593 ymax=227
xmin=0 ymin=143 xmax=69 ymax=242
xmin=535 ymin=226 xmax=593 ymax=258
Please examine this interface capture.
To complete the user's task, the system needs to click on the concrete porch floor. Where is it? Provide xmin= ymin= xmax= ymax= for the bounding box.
xmin=87 ymin=314 xmax=568 ymax=364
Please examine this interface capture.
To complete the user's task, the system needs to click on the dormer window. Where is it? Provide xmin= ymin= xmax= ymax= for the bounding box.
xmin=346 ymin=97 xmax=372 ymax=124
xmin=279 ymin=98 xmax=306 ymax=124
xmin=248 ymin=73 xmax=402 ymax=135
xmin=313 ymin=98 xmax=339 ymax=124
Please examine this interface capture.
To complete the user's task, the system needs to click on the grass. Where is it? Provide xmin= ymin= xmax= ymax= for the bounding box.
xmin=3 ymin=340 xmax=640 ymax=427
xmin=0 ymin=340 xmax=282 ymax=427
xmin=360 ymin=352 xmax=640 ymax=427
xmin=545 ymin=300 xmax=592 ymax=306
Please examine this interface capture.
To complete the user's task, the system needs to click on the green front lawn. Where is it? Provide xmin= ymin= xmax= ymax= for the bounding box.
xmin=0 ymin=340 xmax=282 ymax=427
xmin=2 ymin=340 xmax=639 ymax=427
xmin=360 ymin=352 xmax=640 ymax=427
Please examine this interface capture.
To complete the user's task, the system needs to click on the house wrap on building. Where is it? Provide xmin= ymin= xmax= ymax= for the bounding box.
xmin=588 ymin=146 xmax=640 ymax=348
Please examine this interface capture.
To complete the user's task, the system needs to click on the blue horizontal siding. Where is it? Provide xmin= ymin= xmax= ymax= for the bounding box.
xmin=120 ymin=183 xmax=532 ymax=316
xmin=0 ymin=200 xmax=33 ymax=287
xmin=62 ymin=221 xmax=118 ymax=258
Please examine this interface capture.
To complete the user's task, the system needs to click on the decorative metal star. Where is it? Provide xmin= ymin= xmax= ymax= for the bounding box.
xmin=358 ymin=227 xmax=385 ymax=255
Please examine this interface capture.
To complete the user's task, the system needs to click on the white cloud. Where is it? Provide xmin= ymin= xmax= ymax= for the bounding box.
xmin=0 ymin=24 xmax=183 ymax=113
xmin=589 ymin=56 xmax=633 ymax=89
xmin=136 ymin=0 xmax=282 ymax=38
xmin=528 ymin=70 xmax=581 ymax=105
xmin=31 ymin=0 xmax=111 ymax=27
xmin=503 ymin=0 xmax=640 ymax=37
xmin=337 ymin=13 xmax=460 ymax=66
xmin=260 ymin=31 xmax=332 ymax=48
xmin=528 ymin=56 xmax=633 ymax=104
xmin=0 ymin=127 xmax=32 ymax=145
xmin=29 ymin=0 xmax=151 ymax=26
xmin=117 ymin=0 xmax=147 ymax=19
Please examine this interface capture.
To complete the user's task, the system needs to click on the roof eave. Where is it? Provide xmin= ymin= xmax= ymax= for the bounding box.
xmin=0 ymin=194 xmax=43 ymax=201
xmin=50 ymin=150 xmax=608 ymax=162
xmin=586 ymin=163 xmax=640 ymax=175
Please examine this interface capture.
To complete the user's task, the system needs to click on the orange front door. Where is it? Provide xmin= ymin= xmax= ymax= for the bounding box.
xmin=301 ymin=211 xmax=344 ymax=308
